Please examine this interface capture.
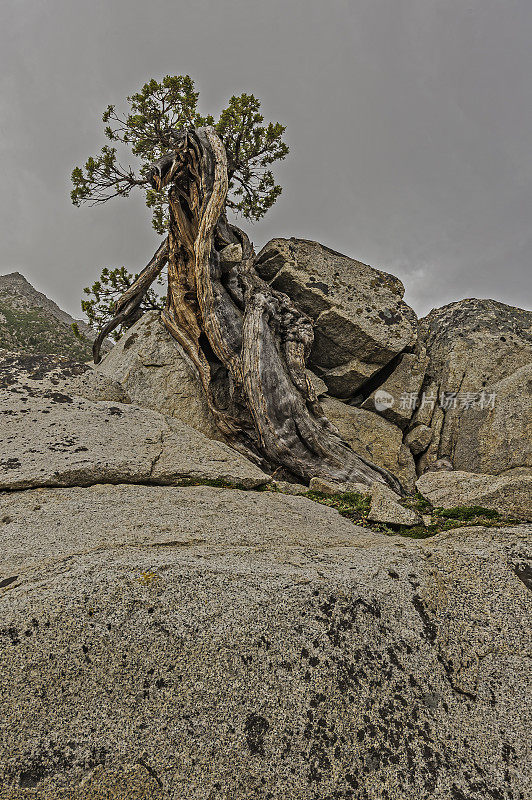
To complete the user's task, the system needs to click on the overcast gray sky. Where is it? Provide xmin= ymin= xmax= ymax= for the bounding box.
xmin=1 ymin=0 xmax=530 ymax=319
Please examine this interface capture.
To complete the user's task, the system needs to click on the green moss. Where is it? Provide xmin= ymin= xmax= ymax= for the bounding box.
xmin=305 ymin=490 xmax=371 ymax=523
xmin=169 ymin=480 xmax=521 ymax=539
xmin=298 ymin=488 xmax=519 ymax=539
xmin=402 ymin=492 xmax=432 ymax=513
xmin=131 ymin=476 xmax=524 ymax=540
xmin=395 ymin=525 xmax=438 ymax=539
xmin=435 ymin=505 xmax=500 ymax=520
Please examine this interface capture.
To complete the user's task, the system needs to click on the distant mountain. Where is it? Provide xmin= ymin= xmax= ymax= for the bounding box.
xmin=0 ymin=272 xmax=94 ymax=361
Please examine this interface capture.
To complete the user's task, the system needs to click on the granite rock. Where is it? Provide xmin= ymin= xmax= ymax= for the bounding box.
xmin=404 ymin=423 xmax=434 ymax=456
xmin=367 ymin=483 xmax=422 ymax=526
xmin=414 ymin=299 xmax=532 ymax=473
xmin=0 ymin=373 xmax=268 ymax=491
xmin=0 ymin=483 xmax=529 ymax=799
xmin=320 ymin=395 xmax=417 ymax=491
xmin=416 ymin=469 xmax=532 ymax=519
xmin=255 ymin=238 xmax=417 ymax=398
xmin=95 ymin=311 xmax=221 ymax=439
xmin=361 ymin=351 xmax=429 ymax=428
xmin=452 ymin=362 xmax=532 ymax=475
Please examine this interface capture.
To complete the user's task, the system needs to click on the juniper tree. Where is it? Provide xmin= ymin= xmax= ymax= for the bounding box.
xmin=74 ymin=76 xmax=288 ymax=336
xmin=72 ymin=75 xmax=401 ymax=490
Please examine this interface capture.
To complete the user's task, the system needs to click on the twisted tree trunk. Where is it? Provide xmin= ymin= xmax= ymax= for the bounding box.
xmin=94 ymin=127 xmax=402 ymax=492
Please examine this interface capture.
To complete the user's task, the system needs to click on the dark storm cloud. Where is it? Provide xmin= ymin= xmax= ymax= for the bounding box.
xmin=0 ymin=0 xmax=530 ymax=318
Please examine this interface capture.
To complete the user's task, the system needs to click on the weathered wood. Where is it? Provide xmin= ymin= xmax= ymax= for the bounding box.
xmin=105 ymin=126 xmax=402 ymax=491
xmin=92 ymin=240 xmax=168 ymax=364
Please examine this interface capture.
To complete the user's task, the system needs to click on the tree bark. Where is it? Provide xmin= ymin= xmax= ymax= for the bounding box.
xmin=96 ymin=127 xmax=402 ymax=492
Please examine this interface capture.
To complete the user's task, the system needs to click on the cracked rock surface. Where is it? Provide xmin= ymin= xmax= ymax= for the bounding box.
xmin=416 ymin=469 xmax=532 ymax=519
xmin=0 ymin=357 xmax=268 ymax=491
xmin=0 ymin=486 xmax=530 ymax=799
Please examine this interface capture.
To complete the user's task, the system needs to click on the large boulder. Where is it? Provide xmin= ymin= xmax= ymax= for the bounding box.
xmin=0 ymin=482 xmax=529 ymax=799
xmin=419 ymin=299 xmax=532 ymax=391
xmin=255 ymin=238 xmax=418 ymax=398
xmin=452 ymin=362 xmax=532 ymax=475
xmin=416 ymin=469 xmax=532 ymax=520
xmin=91 ymin=311 xmax=221 ymax=440
xmin=0 ymin=351 xmax=129 ymax=403
xmin=0 ymin=355 xmax=268 ymax=491
xmin=412 ymin=299 xmax=532 ymax=473
xmin=321 ymin=395 xmax=417 ymax=491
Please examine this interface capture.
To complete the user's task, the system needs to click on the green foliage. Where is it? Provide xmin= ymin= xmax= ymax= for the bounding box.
xmin=81 ymin=266 xmax=165 ymax=341
xmin=393 ymin=525 xmax=437 ymax=539
xmin=402 ymin=492 xmax=433 ymax=514
xmin=216 ymin=93 xmax=288 ymax=220
xmin=71 ymin=75 xmax=289 ymax=234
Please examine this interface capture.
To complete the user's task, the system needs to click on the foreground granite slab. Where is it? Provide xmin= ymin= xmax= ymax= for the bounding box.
xmin=0 ymin=483 xmax=530 ymax=799
xmin=0 ymin=392 xmax=267 ymax=491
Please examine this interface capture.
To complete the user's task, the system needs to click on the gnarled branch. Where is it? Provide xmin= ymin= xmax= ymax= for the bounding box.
xmin=92 ymin=239 xmax=168 ymax=364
